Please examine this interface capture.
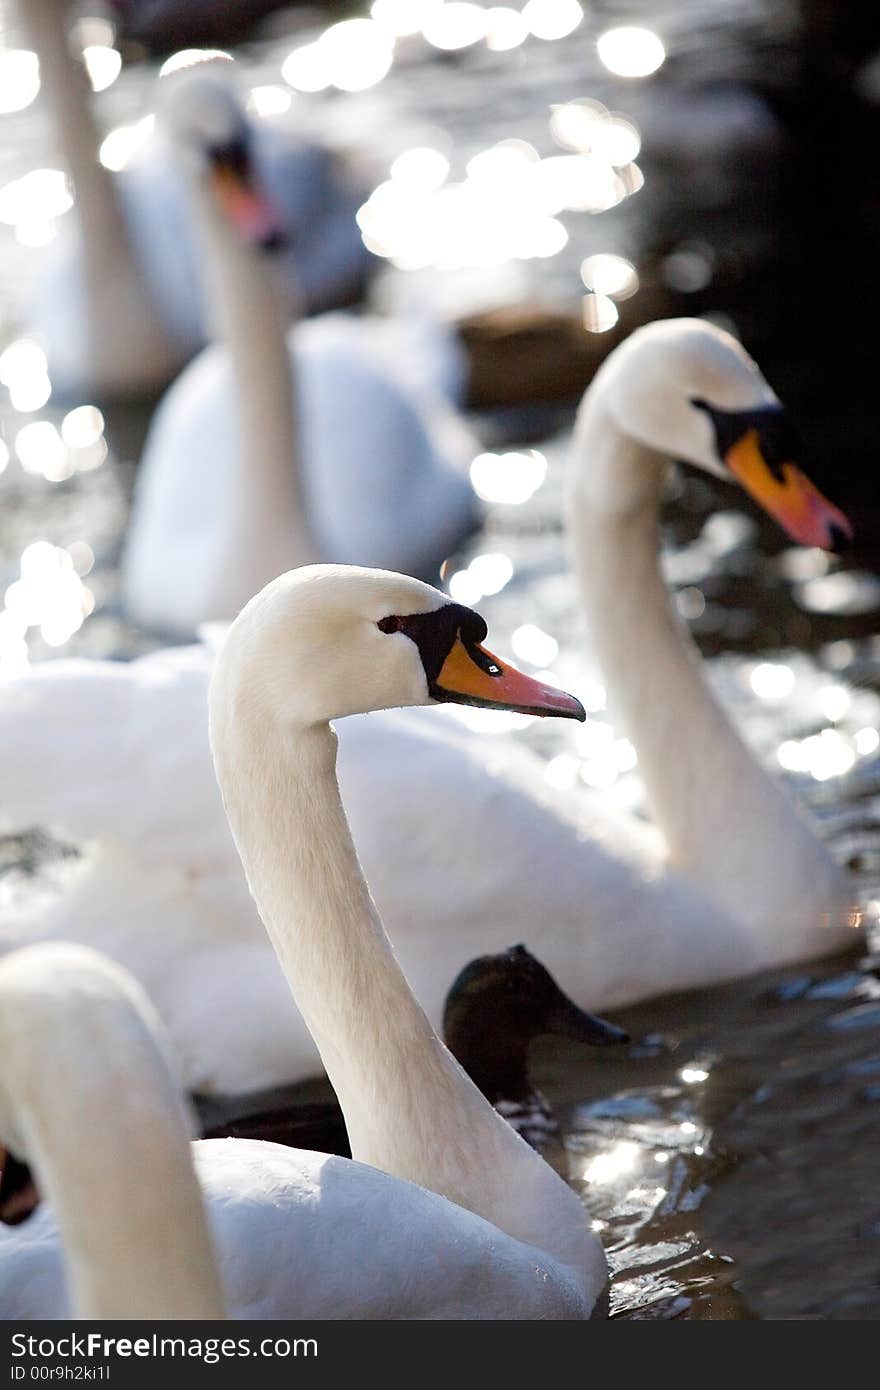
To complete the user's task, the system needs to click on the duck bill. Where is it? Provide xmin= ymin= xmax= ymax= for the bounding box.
xmin=211 ymin=162 xmax=286 ymax=250
xmin=725 ymin=430 xmax=852 ymax=550
xmin=434 ymin=637 xmax=585 ymax=721
xmin=546 ymin=995 xmax=629 ymax=1046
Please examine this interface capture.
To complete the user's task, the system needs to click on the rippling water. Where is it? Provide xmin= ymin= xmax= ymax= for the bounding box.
xmin=0 ymin=0 xmax=878 ymax=1319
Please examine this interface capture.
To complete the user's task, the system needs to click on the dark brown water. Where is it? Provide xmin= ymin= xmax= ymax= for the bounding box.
xmin=0 ymin=0 xmax=878 ymax=1320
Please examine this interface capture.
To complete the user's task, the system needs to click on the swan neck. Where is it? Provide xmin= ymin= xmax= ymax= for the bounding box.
xmin=568 ymin=395 xmax=846 ymax=927
xmin=192 ymin=190 xmax=317 ymax=576
xmin=210 ymin=689 xmax=592 ymax=1274
xmin=0 ymin=1001 xmax=225 ymax=1319
xmin=21 ymin=1 xmax=134 ymax=289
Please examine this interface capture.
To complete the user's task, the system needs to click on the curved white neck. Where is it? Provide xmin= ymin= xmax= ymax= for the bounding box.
xmin=191 ymin=185 xmax=318 ymax=595
xmin=210 ymin=687 xmax=592 ymax=1277
xmin=0 ymin=989 xmax=225 ymax=1319
xmin=20 ymin=0 xmax=176 ymax=378
xmin=21 ymin=1 xmax=125 ymax=264
xmin=568 ymin=392 xmax=850 ymax=935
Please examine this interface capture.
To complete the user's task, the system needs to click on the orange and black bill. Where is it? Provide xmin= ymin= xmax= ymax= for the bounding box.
xmin=379 ymin=604 xmax=585 ymax=721
xmin=433 ymin=632 xmax=585 ymax=719
xmin=210 ymin=139 xmax=287 ymax=250
xmin=691 ymin=399 xmax=853 ymax=550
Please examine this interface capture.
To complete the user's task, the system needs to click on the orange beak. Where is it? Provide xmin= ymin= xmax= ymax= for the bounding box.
xmin=725 ymin=429 xmax=852 ymax=550
xmin=434 ymin=636 xmax=585 ymax=720
xmin=212 ymin=163 xmax=286 ymax=249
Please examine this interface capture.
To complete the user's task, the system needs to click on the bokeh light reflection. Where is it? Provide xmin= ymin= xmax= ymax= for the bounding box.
xmin=597 ymin=26 xmax=666 ymax=78
xmin=580 ymin=253 xmax=639 ymax=299
xmin=523 ymin=0 xmax=584 ymax=43
xmin=0 ymin=50 xmax=40 ymax=115
xmin=4 ymin=542 xmax=94 ymax=650
xmin=469 ymin=450 xmax=547 ymax=504
xmin=422 ymin=3 xmax=488 ymax=50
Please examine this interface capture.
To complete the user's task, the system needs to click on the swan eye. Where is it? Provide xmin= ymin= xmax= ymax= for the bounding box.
xmin=377 ymin=615 xmax=402 ymax=634
xmin=466 ymin=644 xmax=503 ymax=678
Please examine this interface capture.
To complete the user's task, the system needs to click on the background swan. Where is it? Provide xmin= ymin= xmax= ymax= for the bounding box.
xmin=0 ymin=942 xmax=226 ymax=1319
xmin=16 ymin=1 xmax=373 ymax=398
xmin=3 ymin=572 xmax=608 ymax=1319
xmin=0 ymin=321 xmax=859 ymax=1096
xmin=121 ymin=72 xmax=477 ymax=633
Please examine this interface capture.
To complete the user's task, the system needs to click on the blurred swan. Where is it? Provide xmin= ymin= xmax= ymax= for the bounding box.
xmin=122 ymin=73 xmax=477 ymax=632
xmin=17 ymin=1 xmax=373 ymax=398
xmin=0 ymin=320 xmax=858 ymax=1096
xmin=0 ymin=942 xmax=226 ymax=1319
xmin=2 ymin=571 xmax=609 ymax=1319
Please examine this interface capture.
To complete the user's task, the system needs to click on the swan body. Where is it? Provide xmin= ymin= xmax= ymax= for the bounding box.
xmin=0 ymin=321 xmax=858 ymax=1096
xmin=18 ymin=1 xmax=372 ymax=398
xmin=124 ymin=313 xmax=475 ymax=633
xmin=0 ymin=943 xmax=592 ymax=1319
xmin=121 ymin=73 xmax=477 ymax=632
xmin=4 ymin=1139 xmax=589 ymax=1319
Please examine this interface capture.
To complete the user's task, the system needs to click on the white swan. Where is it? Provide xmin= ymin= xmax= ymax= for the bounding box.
xmin=2 ymin=571 xmax=608 ymax=1320
xmin=121 ymin=71 xmax=477 ymax=633
xmin=17 ymin=1 xmax=372 ymax=398
xmin=0 ymin=319 xmax=858 ymax=1095
xmin=0 ymin=942 xmax=226 ymax=1319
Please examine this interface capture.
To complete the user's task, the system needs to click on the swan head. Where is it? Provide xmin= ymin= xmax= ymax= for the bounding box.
xmin=583 ymin=318 xmax=851 ymax=549
xmin=159 ymin=68 xmax=286 ymax=250
xmin=210 ymin=564 xmax=586 ymax=730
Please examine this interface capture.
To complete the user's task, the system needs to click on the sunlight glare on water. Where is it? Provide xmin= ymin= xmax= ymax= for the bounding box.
xmin=485 ymin=7 xmax=530 ymax=51
xmin=582 ymin=291 xmax=619 ymax=333
xmin=4 ymin=542 xmax=94 ymax=651
xmin=469 ymin=450 xmax=547 ymax=504
xmin=371 ymin=0 xmax=442 ymax=37
xmin=448 ymin=552 xmax=514 ymax=604
xmin=581 ymin=253 xmax=639 ymax=299
xmin=422 ymin=3 xmax=488 ymax=50
xmin=83 ymin=46 xmax=122 ymax=93
xmin=0 ymin=169 xmax=72 ymax=246
xmin=284 ymin=20 xmax=393 ymax=93
xmin=749 ymin=661 xmax=795 ymax=700
xmin=597 ymin=26 xmax=666 ymax=78
xmin=512 ymin=623 xmax=559 ymax=667
xmin=0 ymin=340 xmax=51 ymax=414
xmin=159 ymin=50 xmax=233 ymax=78
xmin=584 ymin=1141 xmax=640 ymax=1184
xmin=390 ymin=147 xmax=450 ymax=192
xmin=358 ymin=130 xmax=641 ymax=270
xmin=247 ymin=85 xmax=292 ymax=118
xmin=522 ymin=0 xmax=584 ymax=43
xmin=99 ymin=116 xmax=156 ymax=172
xmin=0 ymin=50 xmax=40 ymax=115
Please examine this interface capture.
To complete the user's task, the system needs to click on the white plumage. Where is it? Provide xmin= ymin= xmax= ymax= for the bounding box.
xmin=121 ymin=73 xmax=478 ymax=632
xmin=18 ymin=0 xmax=373 ymax=397
xmin=0 ymin=321 xmax=857 ymax=1097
